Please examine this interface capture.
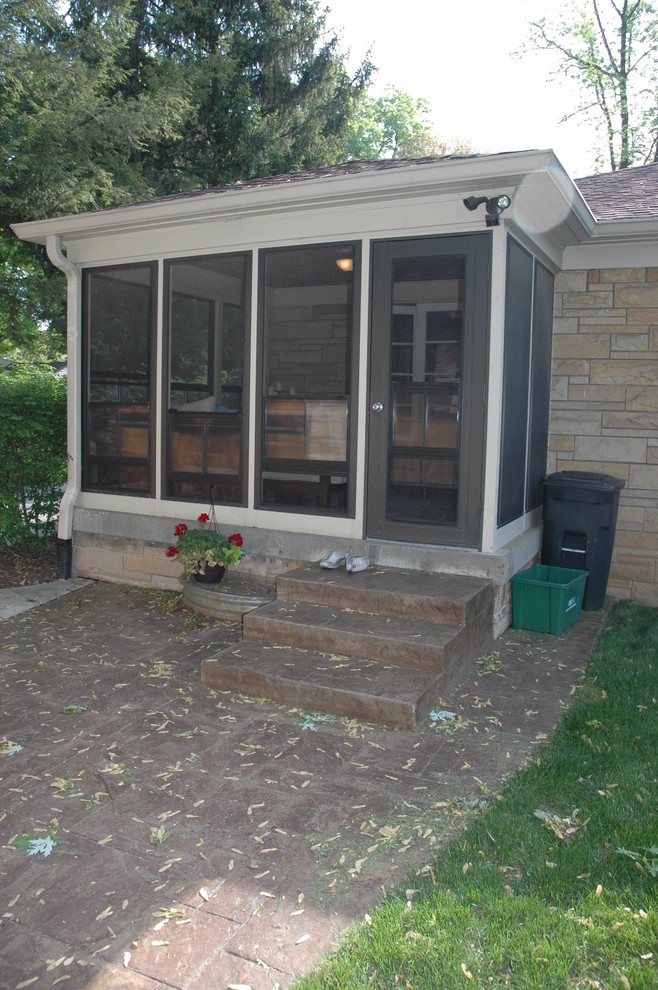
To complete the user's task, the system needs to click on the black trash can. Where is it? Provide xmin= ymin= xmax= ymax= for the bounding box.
xmin=541 ymin=471 xmax=625 ymax=611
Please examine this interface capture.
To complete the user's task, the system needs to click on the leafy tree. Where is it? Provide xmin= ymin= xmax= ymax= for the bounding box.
xmin=343 ymin=86 xmax=471 ymax=160
xmin=527 ymin=0 xmax=658 ymax=170
xmin=0 ymin=0 xmax=190 ymax=356
xmin=0 ymin=1 xmax=372 ymax=355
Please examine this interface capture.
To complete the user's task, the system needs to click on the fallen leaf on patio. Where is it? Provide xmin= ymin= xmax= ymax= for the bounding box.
xmin=96 ymin=906 xmax=113 ymax=921
xmin=0 ymin=739 xmax=23 ymax=756
xmin=150 ymin=826 xmax=170 ymax=845
xmin=101 ymin=762 xmax=130 ymax=776
xmin=98 ymin=835 xmax=113 ymax=846
xmin=296 ymin=934 xmax=310 ymax=944
xmin=46 ymin=956 xmax=67 ymax=972
xmin=123 ymin=952 xmax=131 ymax=968
xmin=151 ymin=940 xmax=170 ymax=947
xmin=28 ymin=836 xmax=55 ymax=857
xmin=199 ymin=887 xmax=209 ymax=901
xmin=379 ymin=825 xmax=399 ymax=839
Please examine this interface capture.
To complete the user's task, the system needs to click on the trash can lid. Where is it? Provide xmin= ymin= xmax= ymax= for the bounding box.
xmin=543 ymin=470 xmax=625 ymax=491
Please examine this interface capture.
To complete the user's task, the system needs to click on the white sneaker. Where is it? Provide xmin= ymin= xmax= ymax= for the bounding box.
xmin=346 ymin=555 xmax=370 ymax=574
xmin=320 ymin=551 xmax=346 ymax=569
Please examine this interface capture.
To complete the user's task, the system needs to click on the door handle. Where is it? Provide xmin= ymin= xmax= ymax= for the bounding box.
xmin=371 ymin=401 xmax=384 ymax=412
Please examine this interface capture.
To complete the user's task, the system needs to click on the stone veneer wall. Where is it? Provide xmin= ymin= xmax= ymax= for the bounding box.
xmin=550 ymin=266 xmax=658 ymax=607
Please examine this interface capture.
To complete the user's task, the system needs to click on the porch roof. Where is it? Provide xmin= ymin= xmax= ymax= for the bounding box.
xmin=12 ymin=150 xmax=595 ymax=254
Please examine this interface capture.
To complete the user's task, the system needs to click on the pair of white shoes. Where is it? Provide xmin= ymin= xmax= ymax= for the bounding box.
xmin=320 ymin=551 xmax=370 ymax=573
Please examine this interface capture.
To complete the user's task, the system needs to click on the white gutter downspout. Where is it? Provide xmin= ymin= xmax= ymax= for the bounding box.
xmin=46 ymin=234 xmax=81 ymax=578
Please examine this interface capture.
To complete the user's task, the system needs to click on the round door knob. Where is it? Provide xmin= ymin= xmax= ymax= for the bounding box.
xmin=371 ymin=401 xmax=384 ymax=412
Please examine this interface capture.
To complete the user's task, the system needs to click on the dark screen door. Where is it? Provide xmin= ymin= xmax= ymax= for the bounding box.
xmin=367 ymin=234 xmax=490 ymax=547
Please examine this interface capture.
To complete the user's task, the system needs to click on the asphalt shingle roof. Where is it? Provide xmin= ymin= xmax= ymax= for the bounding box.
xmin=575 ymin=163 xmax=658 ymax=221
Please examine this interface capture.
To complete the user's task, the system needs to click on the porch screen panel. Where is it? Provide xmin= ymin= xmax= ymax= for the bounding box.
xmin=258 ymin=244 xmax=357 ymax=514
xmin=82 ymin=264 xmax=155 ymax=494
xmin=387 ymin=256 xmax=464 ymax=527
xmin=525 ymin=261 xmax=554 ymax=512
xmin=497 ymin=239 xmax=533 ymax=527
xmin=165 ymin=254 xmax=249 ymax=504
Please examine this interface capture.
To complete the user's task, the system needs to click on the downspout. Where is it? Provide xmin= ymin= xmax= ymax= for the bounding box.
xmin=46 ymin=234 xmax=81 ymax=579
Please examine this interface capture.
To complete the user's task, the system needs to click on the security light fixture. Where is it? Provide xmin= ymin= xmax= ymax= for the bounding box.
xmin=463 ymin=193 xmax=512 ymax=226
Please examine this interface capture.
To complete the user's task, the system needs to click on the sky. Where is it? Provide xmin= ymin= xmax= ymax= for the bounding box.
xmin=324 ymin=0 xmax=601 ymax=179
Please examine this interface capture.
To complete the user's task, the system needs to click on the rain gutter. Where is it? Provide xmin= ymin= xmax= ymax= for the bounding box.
xmin=46 ymin=234 xmax=81 ymax=579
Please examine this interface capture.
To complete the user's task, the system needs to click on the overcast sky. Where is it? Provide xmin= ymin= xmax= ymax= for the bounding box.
xmin=325 ymin=0 xmax=601 ymax=179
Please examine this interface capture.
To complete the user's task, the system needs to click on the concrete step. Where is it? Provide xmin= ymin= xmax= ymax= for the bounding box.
xmin=199 ymin=562 xmax=494 ymax=730
xmin=276 ymin=563 xmax=493 ymax=627
xmin=200 ymin=641 xmax=445 ymax=730
xmin=243 ymin=599 xmax=464 ymax=672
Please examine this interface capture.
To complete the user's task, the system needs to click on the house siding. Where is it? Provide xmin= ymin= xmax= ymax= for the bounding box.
xmin=549 ymin=266 xmax=658 ymax=607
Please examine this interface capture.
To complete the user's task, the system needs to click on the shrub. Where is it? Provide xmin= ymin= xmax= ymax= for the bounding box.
xmin=0 ymin=363 xmax=67 ymax=547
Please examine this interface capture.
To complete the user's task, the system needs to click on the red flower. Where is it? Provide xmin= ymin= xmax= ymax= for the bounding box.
xmin=174 ymin=523 xmax=188 ymax=537
xmin=228 ymin=533 xmax=243 ymax=547
xmin=197 ymin=513 xmax=210 ymax=524
xmin=166 ymin=546 xmax=180 ymax=558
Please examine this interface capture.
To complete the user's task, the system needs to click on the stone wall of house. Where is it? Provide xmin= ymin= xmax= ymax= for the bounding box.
xmin=549 ymin=266 xmax=658 ymax=607
xmin=267 ymin=304 xmax=350 ymax=396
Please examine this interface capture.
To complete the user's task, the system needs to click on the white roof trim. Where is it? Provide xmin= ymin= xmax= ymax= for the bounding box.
xmin=12 ymin=150 xmax=594 ymax=251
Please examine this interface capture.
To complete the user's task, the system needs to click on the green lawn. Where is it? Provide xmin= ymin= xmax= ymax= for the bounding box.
xmin=294 ymin=601 xmax=658 ymax=989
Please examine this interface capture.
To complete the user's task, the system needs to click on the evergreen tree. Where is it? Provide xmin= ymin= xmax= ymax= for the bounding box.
xmin=0 ymin=0 xmax=371 ymax=355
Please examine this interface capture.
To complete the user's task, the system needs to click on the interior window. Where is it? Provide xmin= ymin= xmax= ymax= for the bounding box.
xmin=259 ymin=244 xmax=357 ymax=514
xmin=165 ymin=254 xmax=249 ymax=504
xmin=82 ymin=264 xmax=155 ymax=494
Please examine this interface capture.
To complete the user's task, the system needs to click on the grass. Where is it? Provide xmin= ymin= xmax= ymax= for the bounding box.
xmin=293 ymin=601 xmax=658 ymax=989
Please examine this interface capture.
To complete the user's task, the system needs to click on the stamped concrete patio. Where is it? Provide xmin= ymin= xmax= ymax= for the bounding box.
xmin=0 ymin=579 xmax=606 ymax=989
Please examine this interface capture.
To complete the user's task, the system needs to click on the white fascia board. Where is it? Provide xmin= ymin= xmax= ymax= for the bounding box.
xmin=12 ymin=150 xmax=588 ymax=250
xmin=563 ymin=217 xmax=658 ymax=269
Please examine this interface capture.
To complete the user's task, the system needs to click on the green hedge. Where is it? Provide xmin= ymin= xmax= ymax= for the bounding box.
xmin=0 ymin=364 xmax=67 ymax=546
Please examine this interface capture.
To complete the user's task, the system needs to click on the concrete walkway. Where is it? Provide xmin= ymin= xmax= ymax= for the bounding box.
xmin=0 ymin=578 xmax=90 ymax=621
xmin=0 ymin=579 xmax=606 ymax=989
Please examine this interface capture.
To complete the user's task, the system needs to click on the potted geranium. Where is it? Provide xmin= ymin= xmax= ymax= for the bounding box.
xmin=166 ymin=513 xmax=244 ymax=583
